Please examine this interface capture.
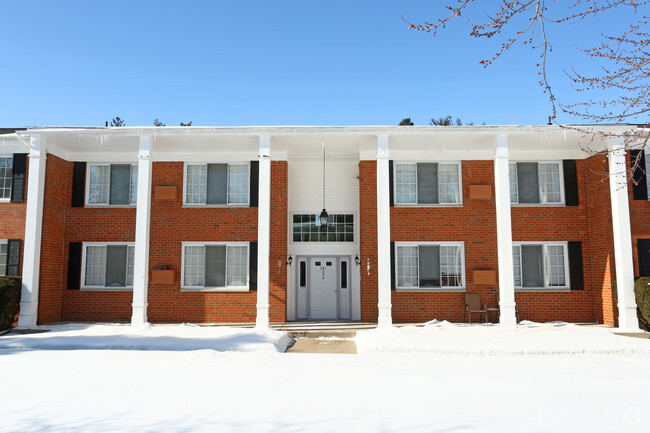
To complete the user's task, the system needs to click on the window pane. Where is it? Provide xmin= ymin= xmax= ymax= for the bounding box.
xmin=126 ymin=246 xmax=135 ymax=286
xmin=299 ymin=261 xmax=306 ymax=287
xmin=418 ymin=246 xmax=440 ymax=287
xmin=341 ymin=261 xmax=348 ymax=289
xmin=207 ymin=163 xmax=228 ymax=204
xmin=544 ymin=245 xmax=566 ymax=286
xmin=109 ymin=164 xmax=131 ymax=205
xmin=205 ymin=245 xmax=226 ymax=287
xmin=397 ymin=246 xmax=418 ymax=287
xmin=186 ymin=165 xmax=207 ymax=204
xmin=509 ymin=163 xmax=518 ymax=203
xmin=228 ymin=164 xmax=249 ymax=204
xmin=395 ymin=163 xmax=417 ymax=204
xmin=88 ymin=165 xmax=110 ymax=204
xmin=0 ymin=157 xmax=12 ymax=200
xmin=539 ymin=163 xmax=561 ymax=203
xmin=416 ymin=163 xmax=438 ymax=204
xmin=521 ymin=245 xmax=543 ymax=287
xmin=517 ymin=163 xmax=539 ymax=204
xmin=184 ymin=245 xmax=205 ymax=286
xmin=130 ymin=165 xmax=138 ymax=205
xmin=512 ymin=246 xmax=522 ymax=287
xmin=105 ymin=245 xmax=127 ymax=287
xmin=439 ymin=163 xmax=460 ymax=204
xmin=292 ymin=214 xmax=353 ymax=242
xmin=226 ymin=245 xmax=248 ymax=287
xmin=440 ymin=245 xmax=462 ymax=287
xmin=0 ymin=242 xmax=7 ymax=276
xmin=85 ymin=246 xmax=106 ymax=286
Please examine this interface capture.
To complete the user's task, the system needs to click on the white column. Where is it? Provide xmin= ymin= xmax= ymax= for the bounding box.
xmin=608 ymin=140 xmax=639 ymax=331
xmin=131 ymin=136 xmax=153 ymax=326
xmin=16 ymin=137 xmax=46 ymax=329
xmin=256 ymin=135 xmax=271 ymax=328
xmin=494 ymin=135 xmax=517 ymax=329
xmin=376 ymin=135 xmax=392 ymax=327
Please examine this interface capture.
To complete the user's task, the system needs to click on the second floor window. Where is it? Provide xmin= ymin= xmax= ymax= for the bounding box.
xmin=87 ymin=164 xmax=138 ymax=205
xmin=0 ymin=156 xmax=12 ymax=200
xmin=509 ymin=162 xmax=562 ymax=204
xmin=394 ymin=162 xmax=461 ymax=205
xmin=185 ymin=163 xmax=249 ymax=205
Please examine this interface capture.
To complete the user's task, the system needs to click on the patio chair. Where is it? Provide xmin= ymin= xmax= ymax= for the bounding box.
xmin=464 ymin=293 xmax=488 ymax=324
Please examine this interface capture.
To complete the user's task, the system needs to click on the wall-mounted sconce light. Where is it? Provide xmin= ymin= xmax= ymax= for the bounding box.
xmin=286 ymin=255 xmax=293 ymax=266
xmin=354 ymin=255 xmax=361 ymax=266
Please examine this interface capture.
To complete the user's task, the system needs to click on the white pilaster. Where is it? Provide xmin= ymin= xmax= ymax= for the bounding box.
xmin=494 ymin=135 xmax=517 ymax=329
xmin=376 ymin=135 xmax=392 ymax=327
xmin=256 ymin=135 xmax=271 ymax=329
xmin=16 ymin=137 xmax=47 ymax=329
xmin=608 ymin=140 xmax=639 ymax=331
xmin=131 ymin=136 xmax=153 ymax=326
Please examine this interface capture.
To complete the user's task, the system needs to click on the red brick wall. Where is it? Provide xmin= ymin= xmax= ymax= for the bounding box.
xmin=359 ymin=161 xmax=379 ymax=322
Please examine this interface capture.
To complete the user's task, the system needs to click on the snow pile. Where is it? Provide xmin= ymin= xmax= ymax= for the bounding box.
xmin=0 ymin=323 xmax=293 ymax=353
xmin=355 ymin=320 xmax=650 ymax=355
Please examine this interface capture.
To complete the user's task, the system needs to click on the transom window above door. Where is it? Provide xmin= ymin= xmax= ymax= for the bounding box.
xmin=292 ymin=214 xmax=354 ymax=242
xmin=393 ymin=162 xmax=461 ymax=205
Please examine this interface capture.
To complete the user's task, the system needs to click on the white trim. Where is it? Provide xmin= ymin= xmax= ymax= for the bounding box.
xmin=80 ymin=242 xmax=135 ymax=290
xmin=182 ymin=162 xmax=251 ymax=207
xmin=394 ymin=241 xmax=466 ymax=290
xmin=509 ymin=160 xmax=564 ymax=205
xmin=180 ymin=241 xmax=250 ymax=291
xmin=393 ymin=161 xmax=463 ymax=206
xmin=85 ymin=162 xmax=138 ymax=207
xmin=512 ymin=242 xmax=570 ymax=289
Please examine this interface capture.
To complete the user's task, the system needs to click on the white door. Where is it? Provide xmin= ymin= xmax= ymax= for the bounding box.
xmin=309 ymin=258 xmax=338 ymax=319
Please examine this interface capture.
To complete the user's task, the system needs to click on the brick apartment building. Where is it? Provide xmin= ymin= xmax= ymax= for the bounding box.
xmin=1 ymin=125 xmax=648 ymax=330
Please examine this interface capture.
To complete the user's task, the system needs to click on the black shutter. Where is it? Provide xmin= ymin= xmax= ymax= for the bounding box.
xmin=563 ymin=160 xmax=579 ymax=206
xmin=67 ymin=242 xmax=82 ymax=290
xmin=390 ymin=241 xmax=396 ymax=290
xmin=568 ymin=241 xmax=584 ymax=290
xmin=388 ymin=160 xmax=394 ymax=207
xmin=71 ymin=162 xmax=87 ymax=207
xmin=6 ymin=239 xmax=21 ymax=276
xmin=10 ymin=153 xmax=27 ymax=203
xmin=250 ymin=161 xmax=259 ymax=207
xmin=637 ymin=238 xmax=650 ymax=277
xmin=630 ymin=150 xmax=648 ymax=200
xmin=249 ymin=241 xmax=258 ymax=291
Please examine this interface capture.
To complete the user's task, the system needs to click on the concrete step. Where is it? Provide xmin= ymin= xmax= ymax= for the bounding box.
xmin=286 ymin=337 xmax=357 ymax=354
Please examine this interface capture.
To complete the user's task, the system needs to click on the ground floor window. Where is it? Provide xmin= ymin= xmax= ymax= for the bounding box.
xmin=82 ymin=243 xmax=135 ymax=289
xmin=0 ymin=240 xmax=6 ymax=276
xmin=182 ymin=242 xmax=249 ymax=290
xmin=395 ymin=242 xmax=464 ymax=289
xmin=512 ymin=242 xmax=569 ymax=288
xmin=638 ymin=238 xmax=650 ymax=277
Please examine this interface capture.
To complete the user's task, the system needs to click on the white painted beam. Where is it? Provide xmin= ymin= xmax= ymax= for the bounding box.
xmin=131 ymin=136 xmax=153 ymax=326
xmin=608 ymin=140 xmax=639 ymax=331
xmin=376 ymin=135 xmax=392 ymax=327
xmin=256 ymin=135 xmax=271 ymax=329
xmin=16 ymin=137 xmax=47 ymax=329
xmin=494 ymin=135 xmax=517 ymax=329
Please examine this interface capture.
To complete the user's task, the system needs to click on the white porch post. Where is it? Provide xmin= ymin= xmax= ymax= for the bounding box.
xmin=608 ymin=139 xmax=639 ymax=331
xmin=256 ymin=135 xmax=271 ymax=328
xmin=494 ymin=135 xmax=517 ymax=329
xmin=131 ymin=136 xmax=153 ymax=326
xmin=16 ymin=136 xmax=46 ymax=329
xmin=376 ymin=135 xmax=392 ymax=327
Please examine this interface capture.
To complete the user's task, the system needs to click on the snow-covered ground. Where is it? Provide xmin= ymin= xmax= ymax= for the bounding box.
xmin=1 ymin=322 xmax=649 ymax=433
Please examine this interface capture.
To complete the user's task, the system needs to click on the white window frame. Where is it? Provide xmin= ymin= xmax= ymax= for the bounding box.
xmin=183 ymin=162 xmax=251 ymax=206
xmin=85 ymin=163 xmax=138 ymax=206
xmin=0 ymin=239 xmax=7 ymax=276
xmin=181 ymin=241 xmax=250 ymax=291
xmin=0 ymin=155 xmax=13 ymax=202
xmin=395 ymin=241 xmax=466 ymax=290
xmin=645 ymin=150 xmax=650 ymax=199
xmin=509 ymin=161 xmax=565 ymax=205
xmin=393 ymin=162 xmax=463 ymax=206
xmin=80 ymin=242 xmax=135 ymax=290
xmin=512 ymin=241 xmax=570 ymax=289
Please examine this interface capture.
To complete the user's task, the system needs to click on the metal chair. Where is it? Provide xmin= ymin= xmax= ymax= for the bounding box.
xmin=464 ymin=293 xmax=488 ymax=324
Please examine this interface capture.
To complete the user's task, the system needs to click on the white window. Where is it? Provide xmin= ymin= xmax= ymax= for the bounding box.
xmin=394 ymin=162 xmax=461 ymax=205
xmin=0 ymin=240 xmax=6 ymax=276
xmin=82 ymin=243 xmax=135 ymax=289
xmin=512 ymin=242 xmax=569 ymax=288
xmin=395 ymin=242 xmax=465 ymax=289
xmin=509 ymin=161 xmax=563 ymax=204
xmin=0 ymin=156 xmax=12 ymax=200
xmin=87 ymin=164 xmax=138 ymax=205
xmin=184 ymin=163 xmax=249 ymax=205
xmin=646 ymin=151 xmax=650 ymax=199
xmin=182 ymin=242 xmax=249 ymax=290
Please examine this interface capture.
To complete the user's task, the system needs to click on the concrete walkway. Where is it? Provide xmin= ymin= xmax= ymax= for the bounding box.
xmin=284 ymin=329 xmax=359 ymax=354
